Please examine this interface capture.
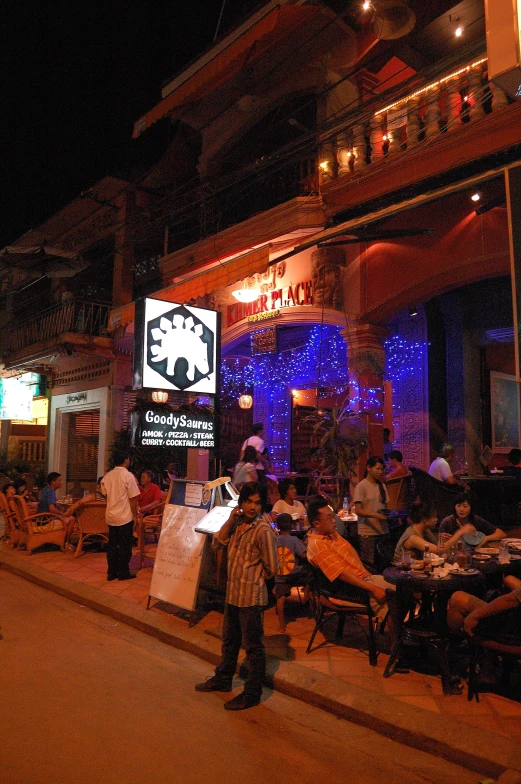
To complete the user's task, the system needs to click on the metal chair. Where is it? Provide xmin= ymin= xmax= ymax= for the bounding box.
xmin=74 ymin=502 xmax=108 ymax=557
xmin=306 ymin=564 xmax=379 ymax=664
xmin=467 ymin=614 xmax=521 ymax=702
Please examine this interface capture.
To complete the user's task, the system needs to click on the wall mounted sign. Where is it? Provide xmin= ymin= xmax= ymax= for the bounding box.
xmin=133 ymin=297 xmax=220 ymax=393
xmin=226 ymin=279 xmax=313 ymax=327
xmin=251 ymin=326 xmax=278 ymax=356
xmin=131 ymin=407 xmax=215 ymax=449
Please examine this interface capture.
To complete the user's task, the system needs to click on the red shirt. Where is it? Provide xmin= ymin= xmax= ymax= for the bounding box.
xmin=138 ymin=482 xmax=162 ymax=509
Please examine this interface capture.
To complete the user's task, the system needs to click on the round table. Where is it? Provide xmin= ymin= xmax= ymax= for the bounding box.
xmin=383 ymin=566 xmax=486 ymax=694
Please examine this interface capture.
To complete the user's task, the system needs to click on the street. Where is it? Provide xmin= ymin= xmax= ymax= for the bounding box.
xmin=0 ymin=570 xmax=483 ymax=784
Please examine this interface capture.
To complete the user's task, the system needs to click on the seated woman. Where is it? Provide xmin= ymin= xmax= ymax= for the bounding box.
xmin=439 ymin=492 xmax=505 ymax=547
xmin=138 ymin=470 xmax=163 ymax=516
xmin=271 ymin=478 xmax=307 ymax=526
xmin=232 ymin=446 xmax=258 ymax=490
xmin=393 ymin=501 xmax=463 ymax=562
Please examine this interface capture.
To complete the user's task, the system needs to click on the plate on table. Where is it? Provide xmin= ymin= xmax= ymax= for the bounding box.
xmin=510 ymin=554 xmax=521 ymax=561
xmin=475 ymin=547 xmax=499 ymax=556
xmin=457 ymin=568 xmax=480 ymax=576
xmin=472 ymin=554 xmax=491 ymax=561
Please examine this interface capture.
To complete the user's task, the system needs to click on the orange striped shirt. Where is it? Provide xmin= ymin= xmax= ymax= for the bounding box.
xmin=307 ymin=532 xmax=369 ymax=582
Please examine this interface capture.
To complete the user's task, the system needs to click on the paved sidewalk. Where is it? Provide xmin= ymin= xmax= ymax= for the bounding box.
xmin=2 ymin=539 xmax=521 ymax=779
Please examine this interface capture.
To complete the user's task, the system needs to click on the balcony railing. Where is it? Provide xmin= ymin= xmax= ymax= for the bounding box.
xmin=319 ymin=55 xmax=508 ymax=183
xmin=6 ymin=300 xmax=110 ymax=355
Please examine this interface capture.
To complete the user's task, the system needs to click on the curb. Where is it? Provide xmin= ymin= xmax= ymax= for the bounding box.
xmin=2 ymin=549 xmax=520 ymax=778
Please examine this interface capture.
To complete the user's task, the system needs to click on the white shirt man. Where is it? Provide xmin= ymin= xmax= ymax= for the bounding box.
xmin=101 ymin=454 xmax=140 ymax=581
xmin=428 ymin=444 xmax=457 ymax=484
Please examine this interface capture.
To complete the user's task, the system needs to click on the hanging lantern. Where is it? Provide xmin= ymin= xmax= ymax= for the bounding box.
xmin=239 ymin=394 xmax=253 ymax=409
xmin=151 ymin=390 xmax=168 ymax=404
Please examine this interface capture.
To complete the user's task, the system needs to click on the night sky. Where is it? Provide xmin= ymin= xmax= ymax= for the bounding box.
xmin=1 ymin=0 xmax=262 ymax=247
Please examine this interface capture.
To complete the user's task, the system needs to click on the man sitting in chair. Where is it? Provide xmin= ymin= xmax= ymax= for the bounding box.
xmin=385 ymin=450 xmax=409 ymax=481
xmin=306 ymin=497 xmax=399 ymax=645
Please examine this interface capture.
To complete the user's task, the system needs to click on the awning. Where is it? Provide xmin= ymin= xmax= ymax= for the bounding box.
xmin=108 ymin=245 xmax=270 ymax=329
xmin=132 ymin=5 xmax=319 ymax=138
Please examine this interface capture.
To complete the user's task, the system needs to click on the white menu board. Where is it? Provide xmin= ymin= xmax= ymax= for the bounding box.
xmin=148 ymin=504 xmax=208 ymax=611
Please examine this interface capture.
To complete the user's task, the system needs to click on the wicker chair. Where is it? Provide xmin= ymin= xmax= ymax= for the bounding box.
xmin=0 ymin=491 xmax=21 ymax=547
xmin=137 ymin=504 xmax=165 ymax=568
xmin=74 ymin=502 xmax=108 ymax=557
xmin=11 ymin=495 xmax=66 ymax=554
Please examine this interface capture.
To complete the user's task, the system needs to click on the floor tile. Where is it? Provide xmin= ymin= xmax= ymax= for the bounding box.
xmin=396 ymin=695 xmax=441 ymax=713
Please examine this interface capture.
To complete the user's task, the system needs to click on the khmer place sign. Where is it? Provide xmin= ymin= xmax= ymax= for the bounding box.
xmin=133 ymin=297 xmax=220 ymax=394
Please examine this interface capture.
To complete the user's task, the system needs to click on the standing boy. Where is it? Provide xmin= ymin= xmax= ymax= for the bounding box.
xmin=353 ymin=456 xmax=389 ymax=566
xmin=195 ymin=481 xmax=278 ymax=710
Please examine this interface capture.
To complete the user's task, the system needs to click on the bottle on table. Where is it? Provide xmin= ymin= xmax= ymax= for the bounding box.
xmin=423 ymin=545 xmax=433 ymax=574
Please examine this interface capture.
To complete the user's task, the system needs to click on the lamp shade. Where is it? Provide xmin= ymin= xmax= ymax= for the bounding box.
xmin=151 ymin=390 xmax=169 ymax=404
xmin=239 ymin=394 xmax=253 ymax=409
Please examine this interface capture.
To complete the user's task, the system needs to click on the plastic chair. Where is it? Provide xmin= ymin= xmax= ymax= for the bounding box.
xmin=306 ymin=564 xmax=379 ymax=664
xmin=74 ymin=502 xmax=108 ymax=557
xmin=11 ymin=495 xmax=66 ymax=554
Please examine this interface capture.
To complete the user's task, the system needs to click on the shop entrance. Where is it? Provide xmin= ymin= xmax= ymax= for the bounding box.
xmin=66 ymin=409 xmax=100 ymax=490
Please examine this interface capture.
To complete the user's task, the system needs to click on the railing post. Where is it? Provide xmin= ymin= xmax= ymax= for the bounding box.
xmin=352 ymin=123 xmax=368 ymax=171
xmin=319 ymin=141 xmax=336 ymax=183
xmin=445 ymin=74 xmax=462 ymax=132
xmin=424 ymin=88 xmax=441 ymax=139
xmin=468 ymin=64 xmax=485 ymax=122
xmin=489 ymin=78 xmax=509 ymax=111
xmin=406 ymin=96 xmax=421 ymax=148
xmin=369 ymin=114 xmax=385 ymax=163
xmin=336 ymin=130 xmax=352 ymax=176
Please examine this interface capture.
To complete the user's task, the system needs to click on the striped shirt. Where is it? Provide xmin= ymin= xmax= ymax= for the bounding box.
xmin=307 ymin=531 xmax=370 ymax=582
xmin=213 ymin=515 xmax=278 ymax=607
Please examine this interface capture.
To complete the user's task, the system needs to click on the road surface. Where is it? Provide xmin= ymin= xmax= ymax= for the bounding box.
xmin=0 ymin=570 xmax=483 ymax=784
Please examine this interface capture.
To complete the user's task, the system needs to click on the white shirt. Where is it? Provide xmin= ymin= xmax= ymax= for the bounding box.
xmin=428 ymin=457 xmax=453 ymax=482
xmin=101 ymin=466 xmax=140 ymax=526
xmin=272 ymin=498 xmax=306 ymax=520
xmin=241 ymin=435 xmax=265 ymax=470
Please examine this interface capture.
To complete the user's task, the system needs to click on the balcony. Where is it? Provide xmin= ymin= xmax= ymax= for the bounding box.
xmin=319 ymin=51 xmax=518 ymax=213
xmin=4 ymin=300 xmax=111 ymax=360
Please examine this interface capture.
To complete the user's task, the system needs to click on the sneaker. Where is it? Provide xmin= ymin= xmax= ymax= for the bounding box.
xmin=195 ymin=676 xmax=232 ymax=693
xmin=223 ymin=692 xmax=260 ymax=711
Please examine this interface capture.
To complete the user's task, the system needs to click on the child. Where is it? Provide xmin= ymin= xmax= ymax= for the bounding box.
xmin=274 ymin=513 xmax=309 ymax=632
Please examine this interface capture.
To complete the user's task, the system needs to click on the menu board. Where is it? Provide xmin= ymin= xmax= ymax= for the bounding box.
xmin=148 ymin=480 xmax=211 ymax=611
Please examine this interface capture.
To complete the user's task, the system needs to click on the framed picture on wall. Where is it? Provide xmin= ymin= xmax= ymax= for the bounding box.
xmin=490 ymin=371 xmax=521 ymax=453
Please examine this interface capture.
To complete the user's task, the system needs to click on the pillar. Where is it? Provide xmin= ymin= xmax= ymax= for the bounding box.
xmin=342 ymin=324 xmax=388 ymax=479
xmin=112 ymin=189 xmax=136 ymax=308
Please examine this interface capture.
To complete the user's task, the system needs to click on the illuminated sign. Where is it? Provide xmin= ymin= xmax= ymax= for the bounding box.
xmin=0 ymin=373 xmax=39 ymax=421
xmin=251 ymin=326 xmax=277 ymax=356
xmin=131 ymin=408 xmax=215 ymax=449
xmin=133 ymin=297 xmax=220 ymax=393
xmin=226 ymin=279 xmax=313 ymax=327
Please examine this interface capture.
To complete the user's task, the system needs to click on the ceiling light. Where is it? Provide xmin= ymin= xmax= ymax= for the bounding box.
xmin=471 ymin=192 xmax=481 ymax=202
xmin=455 ymin=26 xmax=463 ymax=37
xmin=363 ymin=1 xmax=371 ymax=10
xmin=409 ymin=306 xmax=418 ymax=317
xmin=231 ymin=287 xmax=260 ymax=303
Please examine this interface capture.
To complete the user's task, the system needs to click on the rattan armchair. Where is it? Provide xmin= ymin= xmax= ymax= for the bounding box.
xmin=11 ymin=495 xmax=66 ymax=554
xmin=137 ymin=504 xmax=165 ymax=568
xmin=74 ymin=502 xmax=108 ymax=557
xmin=0 ymin=492 xmax=21 ymax=547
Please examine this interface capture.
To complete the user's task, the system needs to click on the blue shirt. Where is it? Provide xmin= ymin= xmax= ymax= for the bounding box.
xmin=275 ymin=534 xmax=306 ymax=583
xmin=38 ymin=486 xmax=57 ymax=513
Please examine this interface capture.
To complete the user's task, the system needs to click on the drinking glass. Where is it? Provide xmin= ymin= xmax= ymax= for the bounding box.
xmin=499 ymin=539 xmax=510 ymax=564
xmin=401 ymin=550 xmax=412 ymax=571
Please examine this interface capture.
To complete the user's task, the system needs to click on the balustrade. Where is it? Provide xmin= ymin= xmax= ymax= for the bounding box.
xmin=6 ymin=300 xmax=110 ymax=354
xmin=328 ymin=58 xmax=508 ymax=183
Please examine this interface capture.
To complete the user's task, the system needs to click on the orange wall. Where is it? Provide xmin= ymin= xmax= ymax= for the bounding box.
xmin=347 ymin=191 xmax=510 ymax=324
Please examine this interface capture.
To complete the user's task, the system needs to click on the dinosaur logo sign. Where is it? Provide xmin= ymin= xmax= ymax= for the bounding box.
xmin=133 ymin=298 xmax=219 ymax=393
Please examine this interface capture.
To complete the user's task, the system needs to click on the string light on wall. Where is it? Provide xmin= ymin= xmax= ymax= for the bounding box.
xmin=384 ymin=335 xmax=428 ymax=384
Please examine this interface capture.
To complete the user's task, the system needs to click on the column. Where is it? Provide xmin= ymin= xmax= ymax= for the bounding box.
xmin=438 ymin=293 xmax=466 ymax=469
xmin=342 ymin=324 xmax=388 ymax=478
xmin=424 ymin=89 xmax=441 ymax=140
xmin=112 ymin=189 xmax=136 ymax=308
xmin=336 ymin=130 xmax=351 ymax=176
xmin=369 ymin=114 xmax=385 ymax=164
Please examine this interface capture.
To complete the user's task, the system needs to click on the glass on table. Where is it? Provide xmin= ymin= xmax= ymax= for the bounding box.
xmin=499 ymin=539 xmax=510 ymax=564
xmin=401 ymin=549 xmax=412 ymax=571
